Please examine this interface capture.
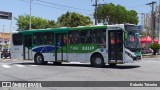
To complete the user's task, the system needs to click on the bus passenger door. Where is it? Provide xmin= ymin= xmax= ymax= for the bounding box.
xmin=108 ymin=30 xmax=123 ymax=63
xmin=23 ymin=35 xmax=32 ymax=60
xmin=55 ymin=33 xmax=68 ymax=61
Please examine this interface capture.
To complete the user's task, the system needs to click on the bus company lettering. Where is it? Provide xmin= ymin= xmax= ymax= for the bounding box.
xmin=82 ymin=46 xmax=94 ymax=50
xmin=72 ymin=47 xmax=78 ymax=50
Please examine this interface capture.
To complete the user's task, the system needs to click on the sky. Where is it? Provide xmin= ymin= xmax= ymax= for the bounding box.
xmin=0 ymin=0 xmax=160 ymax=32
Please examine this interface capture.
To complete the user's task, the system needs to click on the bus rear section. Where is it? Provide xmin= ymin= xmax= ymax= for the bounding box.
xmin=10 ymin=32 xmax=24 ymax=61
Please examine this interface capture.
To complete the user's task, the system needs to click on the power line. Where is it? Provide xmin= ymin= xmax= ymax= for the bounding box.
xmin=19 ymin=0 xmax=92 ymax=15
xmin=126 ymin=4 xmax=147 ymax=8
xmin=35 ymin=0 xmax=92 ymax=11
xmin=19 ymin=0 xmax=74 ymax=11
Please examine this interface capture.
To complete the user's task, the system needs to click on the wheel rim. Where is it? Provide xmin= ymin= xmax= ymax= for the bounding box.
xmin=95 ymin=57 xmax=102 ymax=65
xmin=36 ymin=55 xmax=42 ymax=63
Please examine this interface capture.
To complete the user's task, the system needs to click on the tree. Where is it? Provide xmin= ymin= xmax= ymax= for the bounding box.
xmin=95 ymin=3 xmax=139 ymax=25
xmin=47 ymin=20 xmax=58 ymax=28
xmin=15 ymin=15 xmax=58 ymax=30
xmin=149 ymin=43 xmax=160 ymax=55
xmin=57 ymin=12 xmax=93 ymax=27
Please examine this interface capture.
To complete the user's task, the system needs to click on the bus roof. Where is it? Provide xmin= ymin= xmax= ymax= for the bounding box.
xmin=68 ymin=25 xmax=107 ymax=30
xmin=17 ymin=27 xmax=68 ymax=34
xmin=14 ymin=25 xmax=108 ymax=34
xmin=14 ymin=24 xmax=138 ymax=34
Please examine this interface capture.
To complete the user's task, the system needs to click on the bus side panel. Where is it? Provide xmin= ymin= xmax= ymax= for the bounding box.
xmin=123 ymin=48 xmax=134 ymax=63
xmin=76 ymin=53 xmax=87 ymax=63
xmin=43 ymin=53 xmax=55 ymax=61
xmin=32 ymin=52 xmax=56 ymax=62
xmin=67 ymin=53 xmax=74 ymax=62
xmin=67 ymin=53 xmax=87 ymax=63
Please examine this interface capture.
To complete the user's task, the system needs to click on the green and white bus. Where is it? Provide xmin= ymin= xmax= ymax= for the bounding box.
xmin=10 ymin=24 xmax=141 ymax=67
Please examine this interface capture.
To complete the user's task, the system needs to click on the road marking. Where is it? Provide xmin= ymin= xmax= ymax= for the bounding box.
xmin=2 ymin=65 xmax=11 ymax=68
xmin=13 ymin=59 xmax=17 ymax=62
xmin=69 ymin=62 xmax=81 ymax=64
xmin=1 ymin=59 xmax=9 ymax=62
xmin=30 ymin=65 xmax=38 ymax=66
xmin=16 ymin=65 xmax=25 ymax=67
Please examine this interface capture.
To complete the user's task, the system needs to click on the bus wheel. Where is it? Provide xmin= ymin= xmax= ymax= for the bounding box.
xmin=109 ymin=64 xmax=117 ymax=67
xmin=53 ymin=62 xmax=62 ymax=65
xmin=34 ymin=53 xmax=45 ymax=65
xmin=91 ymin=54 xmax=105 ymax=68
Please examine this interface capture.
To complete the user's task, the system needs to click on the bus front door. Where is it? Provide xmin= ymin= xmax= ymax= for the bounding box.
xmin=108 ymin=30 xmax=123 ymax=63
xmin=55 ymin=33 xmax=67 ymax=61
xmin=23 ymin=35 xmax=32 ymax=60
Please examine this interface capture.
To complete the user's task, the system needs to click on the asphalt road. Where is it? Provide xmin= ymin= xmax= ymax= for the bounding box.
xmin=0 ymin=57 xmax=160 ymax=90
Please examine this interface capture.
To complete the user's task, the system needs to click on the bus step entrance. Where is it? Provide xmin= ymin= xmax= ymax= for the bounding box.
xmin=109 ymin=60 xmax=123 ymax=64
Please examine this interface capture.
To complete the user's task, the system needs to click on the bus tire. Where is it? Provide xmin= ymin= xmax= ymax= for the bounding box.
xmin=34 ymin=53 xmax=45 ymax=65
xmin=53 ymin=62 xmax=62 ymax=65
xmin=91 ymin=54 xmax=105 ymax=68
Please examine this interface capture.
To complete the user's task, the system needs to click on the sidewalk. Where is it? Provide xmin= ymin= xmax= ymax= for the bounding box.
xmin=142 ymin=54 xmax=160 ymax=61
xmin=142 ymin=54 xmax=160 ymax=58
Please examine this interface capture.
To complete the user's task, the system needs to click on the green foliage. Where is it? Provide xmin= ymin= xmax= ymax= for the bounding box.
xmin=57 ymin=12 xmax=93 ymax=27
xmin=15 ymin=15 xmax=58 ymax=30
xmin=47 ymin=20 xmax=59 ymax=28
xmin=95 ymin=3 xmax=138 ymax=24
xmin=149 ymin=43 xmax=160 ymax=50
xmin=149 ymin=43 xmax=160 ymax=55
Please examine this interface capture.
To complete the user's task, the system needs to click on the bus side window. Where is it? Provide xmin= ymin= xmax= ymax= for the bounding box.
xmin=43 ymin=32 xmax=54 ymax=44
xmin=80 ymin=31 xmax=86 ymax=43
xmin=33 ymin=36 xmax=38 ymax=45
xmin=80 ymin=30 xmax=92 ymax=44
xmin=93 ymin=29 xmax=106 ymax=44
xmin=68 ymin=34 xmax=71 ymax=44
xmin=69 ymin=31 xmax=80 ymax=44
xmin=33 ymin=32 xmax=44 ymax=46
xmin=12 ymin=33 xmax=22 ymax=45
xmin=63 ymin=34 xmax=67 ymax=46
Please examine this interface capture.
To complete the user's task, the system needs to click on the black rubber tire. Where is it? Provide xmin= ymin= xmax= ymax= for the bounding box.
xmin=53 ymin=62 xmax=62 ymax=65
xmin=91 ymin=54 xmax=105 ymax=68
xmin=34 ymin=53 xmax=45 ymax=65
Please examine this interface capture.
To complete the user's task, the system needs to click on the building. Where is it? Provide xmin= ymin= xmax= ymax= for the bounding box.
xmin=142 ymin=6 xmax=160 ymax=35
xmin=0 ymin=32 xmax=10 ymax=50
xmin=155 ymin=6 xmax=160 ymax=34
xmin=142 ymin=13 xmax=151 ymax=34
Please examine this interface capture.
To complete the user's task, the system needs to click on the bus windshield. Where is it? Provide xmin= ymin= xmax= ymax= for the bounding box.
xmin=124 ymin=25 xmax=141 ymax=49
xmin=125 ymin=31 xmax=140 ymax=49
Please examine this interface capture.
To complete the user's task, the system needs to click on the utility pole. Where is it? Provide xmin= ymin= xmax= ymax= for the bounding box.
xmin=29 ymin=0 xmax=32 ymax=30
xmin=92 ymin=0 xmax=105 ymax=25
xmin=146 ymin=1 xmax=156 ymax=43
xmin=2 ymin=25 xmax=5 ymax=51
xmin=158 ymin=0 xmax=160 ymax=44
xmin=92 ymin=0 xmax=98 ymax=25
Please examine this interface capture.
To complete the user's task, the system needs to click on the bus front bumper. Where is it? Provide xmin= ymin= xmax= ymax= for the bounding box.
xmin=133 ymin=56 xmax=141 ymax=61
